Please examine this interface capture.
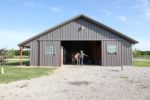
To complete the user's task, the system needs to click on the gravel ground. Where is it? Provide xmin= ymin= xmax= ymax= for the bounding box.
xmin=0 ymin=65 xmax=150 ymax=100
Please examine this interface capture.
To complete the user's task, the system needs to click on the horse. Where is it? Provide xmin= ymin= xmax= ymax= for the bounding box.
xmin=72 ymin=52 xmax=80 ymax=65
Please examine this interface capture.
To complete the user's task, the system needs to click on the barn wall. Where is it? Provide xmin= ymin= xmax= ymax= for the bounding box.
xmin=101 ymin=40 xmax=132 ymax=66
xmin=39 ymin=40 xmax=60 ymax=66
xmin=38 ymin=18 xmax=124 ymax=41
xmin=30 ymin=39 xmax=38 ymax=66
xmin=29 ymin=39 xmax=132 ymax=66
xmin=121 ymin=40 xmax=132 ymax=66
xmin=30 ymin=40 xmax=60 ymax=66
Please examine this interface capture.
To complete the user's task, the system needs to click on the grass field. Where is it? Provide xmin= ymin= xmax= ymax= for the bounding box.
xmin=0 ymin=60 xmax=55 ymax=83
xmin=133 ymin=61 xmax=150 ymax=67
xmin=135 ymin=55 xmax=150 ymax=60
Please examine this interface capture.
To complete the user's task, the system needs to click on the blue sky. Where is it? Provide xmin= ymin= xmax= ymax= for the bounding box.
xmin=0 ymin=0 xmax=150 ymax=50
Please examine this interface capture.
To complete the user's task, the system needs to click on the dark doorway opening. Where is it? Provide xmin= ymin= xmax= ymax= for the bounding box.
xmin=61 ymin=41 xmax=101 ymax=65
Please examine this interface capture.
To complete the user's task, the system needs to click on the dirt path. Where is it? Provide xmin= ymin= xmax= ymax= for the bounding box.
xmin=0 ymin=66 xmax=150 ymax=100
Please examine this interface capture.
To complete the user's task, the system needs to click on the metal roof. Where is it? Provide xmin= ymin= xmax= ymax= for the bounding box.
xmin=18 ymin=14 xmax=138 ymax=47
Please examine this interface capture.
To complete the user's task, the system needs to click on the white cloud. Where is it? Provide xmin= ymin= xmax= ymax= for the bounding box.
xmin=134 ymin=0 xmax=150 ymax=19
xmin=141 ymin=0 xmax=149 ymax=6
xmin=119 ymin=16 xmax=127 ymax=22
xmin=23 ymin=1 xmax=35 ymax=7
xmin=50 ymin=7 xmax=63 ymax=13
xmin=100 ymin=9 xmax=112 ymax=16
xmin=144 ymin=8 xmax=150 ymax=17
xmin=141 ymin=0 xmax=150 ymax=18
xmin=22 ymin=1 xmax=42 ymax=8
xmin=0 ymin=31 xmax=33 ymax=49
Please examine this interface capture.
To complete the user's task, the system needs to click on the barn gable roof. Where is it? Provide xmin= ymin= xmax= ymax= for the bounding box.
xmin=18 ymin=14 xmax=138 ymax=47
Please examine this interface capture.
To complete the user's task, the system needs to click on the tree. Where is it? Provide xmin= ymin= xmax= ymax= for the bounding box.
xmin=133 ymin=48 xmax=141 ymax=64
xmin=0 ymin=48 xmax=7 ymax=65
xmin=133 ymin=48 xmax=141 ymax=58
xmin=7 ymin=49 xmax=15 ymax=58
xmin=0 ymin=48 xmax=7 ymax=74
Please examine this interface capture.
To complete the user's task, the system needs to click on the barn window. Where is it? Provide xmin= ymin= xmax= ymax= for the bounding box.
xmin=107 ymin=44 xmax=117 ymax=54
xmin=45 ymin=45 xmax=55 ymax=56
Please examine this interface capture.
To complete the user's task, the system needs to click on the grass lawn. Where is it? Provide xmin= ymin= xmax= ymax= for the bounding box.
xmin=141 ymin=55 xmax=150 ymax=59
xmin=135 ymin=55 xmax=150 ymax=60
xmin=0 ymin=60 xmax=55 ymax=83
xmin=133 ymin=61 xmax=150 ymax=67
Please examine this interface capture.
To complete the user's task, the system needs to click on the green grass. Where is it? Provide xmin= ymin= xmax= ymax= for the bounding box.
xmin=0 ymin=60 xmax=55 ymax=83
xmin=141 ymin=55 xmax=150 ymax=59
xmin=133 ymin=61 xmax=150 ymax=67
xmin=135 ymin=55 xmax=150 ymax=60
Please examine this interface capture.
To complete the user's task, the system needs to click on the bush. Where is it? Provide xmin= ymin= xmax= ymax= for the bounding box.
xmin=15 ymin=50 xmax=30 ymax=56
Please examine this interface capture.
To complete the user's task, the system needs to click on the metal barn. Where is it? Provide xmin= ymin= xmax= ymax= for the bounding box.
xmin=18 ymin=14 xmax=138 ymax=66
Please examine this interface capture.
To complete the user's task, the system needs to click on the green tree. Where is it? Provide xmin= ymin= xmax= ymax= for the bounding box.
xmin=22 ymin=50 xmax=30 ymax=56
xmin=133 ymin=48 xmax=141 ymax=64
xmin=133 ymin=48 xmax=141 ymax=58
xmin=0 ymin=48 xmax=7 ymax=64
xmin=7 ymin=49 xmax=15 ymax=58
xmin=15 ymin=50 xmax=20 ymax=56
xmin=0 ymin=48 xmax=7 ymax=74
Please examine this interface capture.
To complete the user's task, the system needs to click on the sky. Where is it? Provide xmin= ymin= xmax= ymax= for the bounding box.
xmin=0 ymin=0 xmax=150 ymax=50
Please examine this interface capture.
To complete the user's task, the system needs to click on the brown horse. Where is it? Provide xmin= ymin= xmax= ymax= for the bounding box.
xmin=72 ymin=52 xmax=80 ymax=65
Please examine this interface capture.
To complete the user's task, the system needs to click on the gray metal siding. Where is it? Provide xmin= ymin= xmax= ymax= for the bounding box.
xmin=101 ymin=40 xmax=132 ymax=66
xmin=38 ymin=18 xmax=123 ymax=41
xmin=39 ymin=40 xmax=60 ymax=66
xmin=121 ymin=41 xmax=132 ymax=66
xmin=30 ymin=39 xmax=38 ymax=66
xmin=30 ymin=40 xmax=61 ymax=66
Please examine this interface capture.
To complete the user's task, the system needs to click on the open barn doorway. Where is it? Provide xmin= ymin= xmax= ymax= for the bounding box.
xmin=61 ymin=41 xmax=101 ymax=65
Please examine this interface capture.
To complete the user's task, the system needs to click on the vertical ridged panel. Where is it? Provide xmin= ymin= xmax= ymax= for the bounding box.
xmin=39 ymin=41 xmax=60 ymax=66
xmin=102 ymin=40 xmax=132 ymax=66
xmin=30 ymin=39 xmax=38 ymax=66
xmin=39 ymin=18 xmax=123 ymax=41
